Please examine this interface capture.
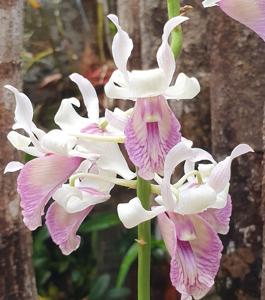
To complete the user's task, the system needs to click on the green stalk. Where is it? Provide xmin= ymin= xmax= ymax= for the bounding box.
xmin=137 ymin=176 xmax=151 ymax=300
xmin=167 ymin=0 xmax=182 ymax=58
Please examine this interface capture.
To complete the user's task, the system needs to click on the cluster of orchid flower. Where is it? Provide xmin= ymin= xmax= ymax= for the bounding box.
xmin=4 ymin=0 xmax=264 ymax=298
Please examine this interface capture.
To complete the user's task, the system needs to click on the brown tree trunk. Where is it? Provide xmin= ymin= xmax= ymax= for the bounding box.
xmin=0 ymin=1 xmax=37 ymax=299
xmin=261 ymin=95 xmax=265 ymax=300
xmin=209 ymin=9 xmax=265 ymax=300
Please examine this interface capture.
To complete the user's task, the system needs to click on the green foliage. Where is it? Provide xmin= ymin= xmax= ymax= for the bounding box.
xmin=33 ymin=211 xmax=124 ymax=300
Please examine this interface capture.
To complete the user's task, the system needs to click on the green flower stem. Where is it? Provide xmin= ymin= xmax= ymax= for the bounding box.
xmin=167 ymin=0 xmax=182 ymax=58
xmin=137 ymin=176 xmax=151 ymax=300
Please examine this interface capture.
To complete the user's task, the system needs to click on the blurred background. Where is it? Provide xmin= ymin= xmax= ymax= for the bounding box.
xmin=0 ymin=0 xmax=265 ymax=299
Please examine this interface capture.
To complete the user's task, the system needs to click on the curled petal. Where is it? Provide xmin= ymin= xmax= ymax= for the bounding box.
xmin=208 ymin=144 xmax=253 ymax=192
xmin=108 ymin=14 xmax=133 ymax=81
xmin=200 ymin=195 xmax=232 ymax=234
xmin=69 ymin=73 xmax=99 ymax=121
xmin=161 ymin=142 xmax=194 ymax=210
xmin=4 ymin=161 xmax=24 ymax=174
xmin=5 ymin=85 xmax=34 ymax=133
xmin=40 ymin=129 xmax=77 ymax=156
xmin=78 ymin=140 xmax=135 ymax=180
xmin=46 ymin=202 xmax=93 ymax=255
xmin=177 ymin=184 xmax=217 ymax=214
xmin=105 ymin=108 xmax=128 ymax=133
xmin=117 ymin=197 xmax=165 ymax=228
xmin=7 ymin=131 xmax=42 ymax=157
xmin=18 ymin=154 xmax=82 ymax=230
xmin=55 ymin=97 xmax=89 ymax=133
xmin=53 ymin=185 xmax=110 ymax=213
xmin=164 ymin=73 xmax=200 ymax=100
xmin=125 ymin=96 xmax=181 ymax=180
xmin=157 ymin=16 xmax=189 ymax=85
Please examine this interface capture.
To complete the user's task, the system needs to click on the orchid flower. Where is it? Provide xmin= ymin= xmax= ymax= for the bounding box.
xmin=202 ymin=0 xmax=265 ymax=41
xmin=46 ymin=161 xmax=116 ymax=254
xmin=4 ymin=85 xmax=89 ymax=230
xmin=55 ymin=73 xmax=135 ymax=180
xmin=117 ymin=141 xmax=253 ymax=299
xmin=105 ymin=14 xmax=200 ymax=180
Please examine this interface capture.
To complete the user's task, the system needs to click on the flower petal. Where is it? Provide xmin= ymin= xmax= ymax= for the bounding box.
xmin=40 ymin=129 xmax=77 ymax=156
xmin=69 ymin=73 xmax=99 ymax=122
xmin=7 ymin=131 xmax=42 ymax=157
xmin=5 ymin=85 xmax=34 ymax=133
xmin=105 ymin=108 xmax=128 ymax=133
xmin=219 ymin=0 xmax=265 ymax=41
xmin=117 ymin=197 xmax=165 ymax=228
xmin=77 ymin=136 xmax=135 ymax=179
xmin=4 ymin=161 xmax=24 ymax=173
xmin=161 ymin=142 xmax=194 ymax=210
xmin=17 ymin=154 xmax=82 ymax=230
xmin=208 ymin=144 xmax=253 ymax=193
xmin=164 ymin=73 xmax=200 ymax=100
xmin=107 ymin=14 xmax=133 ymax=81
xmin=157 ymin=213 xmax=176 ymax=257
xmin=125 ymin=96 xmax=181 ymax=180
xmin=157 ymin=16 xmax=189 ymax=85
xmin=202 ymin=0 xmax=219 ymax=8
xmin=169 ymin=214 xmax=223 ymax=299
xmin=54 ymin=97 xmax=89 ymax=133
xmin=177 ymin=184 xmax=217 ymax=214
xmin=46 ymin=202 xmax=93 ymax=255
xmin=200 ymin=195 xmax=232 ymax=234
xmin=53 ymin=184 xmax=110 ymax=213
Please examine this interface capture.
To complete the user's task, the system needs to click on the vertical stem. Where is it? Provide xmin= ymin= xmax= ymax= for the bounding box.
xmin=137 ymin=176 xmax=151 ymax=300
xmin=167 ymin=0 xmax=182 ymax=58
xmin=97 ymin=0 xmax=106 ymax=63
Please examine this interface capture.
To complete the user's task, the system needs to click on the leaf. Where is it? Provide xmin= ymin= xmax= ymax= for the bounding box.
xmin=108 ymin=287 xmax=130 ymax=299
xmin=88 ymin=274 xmax=111 ymax=300
xmin=79 ymin=212 xmax=120 ymax=234
xmin=116 ymin=243 xmax=138 ymax=288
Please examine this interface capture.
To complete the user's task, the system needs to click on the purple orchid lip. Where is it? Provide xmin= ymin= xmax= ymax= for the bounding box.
xmin=124 ymin=96 xmax=181 ymax=180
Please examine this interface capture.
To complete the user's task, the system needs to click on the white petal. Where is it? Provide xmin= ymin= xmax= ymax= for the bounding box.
xmin=202 ymin=0 xmax=220 ymax=8
xmin=105 ymin=69 xmax=168 ymax=99
xmin=68 ymin=146 xmax=100 ymax=161
xmin=208 ymin=144 xmax=253 ymax=192
xmin=164 ymin=73 xmax=200 ymax=100
xmin=40 ymin=129 xmax=77 ymax=155
xmin=210 ymin=184 xmax=230 ymax=209
xmin=105 ymin=108 xmax=128 ymax=133
xmin=78 ymin=140 xmax=135 ymax=180
xmin=54 ymin=97 xmax=89 ymax=133
xmin=7 ymin=131 xmax=42 ymax=157
xmin=104 ymin=70 xmax=132 ymax=100
xmin=177 ymin=184 xmax=217 ymax=214
xmin=5 ymin=85 xmax=34 ymax=133
xmin=157 ymin=16 xmax=189 ymax=85
xmin=69 ymin=73 xmax=99 ymax=122
xmin=161 ymin=142 xmax=194 ymax=211
xmin=117 ymin=197 xmax=165 ymax=228
xmin=108 ymin=14 xmax=133 ymax=81
xmin=4 ymin=161 xmax=24 ymax=173
xmin=230 ymin=144 xmax=254 ymax=160
xmin=54 ymin=184 xmax=110 ymax=214
xmin=53 ymin=185 xmax=82 ymax=211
